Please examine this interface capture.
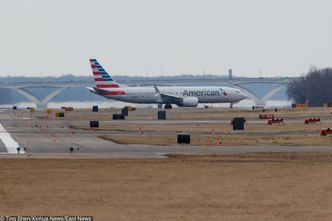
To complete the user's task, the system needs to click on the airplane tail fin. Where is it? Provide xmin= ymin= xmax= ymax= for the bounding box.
xmin=89 ymin=59 xmax=120 ymax=88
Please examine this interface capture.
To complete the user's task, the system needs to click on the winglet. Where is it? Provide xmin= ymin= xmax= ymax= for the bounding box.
xmin=153 ymin=85 xmax=161 ymax=94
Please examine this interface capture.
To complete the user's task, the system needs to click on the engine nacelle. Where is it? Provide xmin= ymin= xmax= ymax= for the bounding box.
xmin=178 ymin=97 xmax=199 ymax=107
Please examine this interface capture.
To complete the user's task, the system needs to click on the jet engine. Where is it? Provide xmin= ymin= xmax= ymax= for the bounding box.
xmin=178 ymin=97 xmax=199 ymax=107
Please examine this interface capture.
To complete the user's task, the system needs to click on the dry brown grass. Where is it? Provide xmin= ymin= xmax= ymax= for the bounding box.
xmin=29 ymin=107 xmax=332 ymax=146
xmin=30 ymin=107 xmax=332 ymax=121
xmin=71 ymin=122 xmax=330 ymax=134
xmin=1 ymin=154 xmax=332 ymax=220
xmin=99 ymin=134 xmax=332 ymax=146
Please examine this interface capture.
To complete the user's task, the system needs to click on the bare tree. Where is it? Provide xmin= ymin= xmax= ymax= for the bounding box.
xmin=287 ymin=68 xmax=332 ymax=106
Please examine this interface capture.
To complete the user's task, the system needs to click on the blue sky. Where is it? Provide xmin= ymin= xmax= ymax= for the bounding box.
xmin=0 ymin=0 xmax=331 ymax=77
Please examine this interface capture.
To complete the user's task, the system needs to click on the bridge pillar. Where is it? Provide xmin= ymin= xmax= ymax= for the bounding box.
xmin=36 ymin=103 xmax=48 ymax=110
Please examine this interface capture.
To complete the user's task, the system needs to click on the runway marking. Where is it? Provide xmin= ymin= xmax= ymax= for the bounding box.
xmin=0 ymin=122 xmax=24 ymax=154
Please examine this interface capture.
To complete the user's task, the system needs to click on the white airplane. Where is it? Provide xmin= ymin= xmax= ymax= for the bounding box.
xmin=87 ymin=59 xmax=248 ymax=108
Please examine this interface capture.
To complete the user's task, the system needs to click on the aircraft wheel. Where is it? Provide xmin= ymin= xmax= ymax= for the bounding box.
xmin=164 ymin=104 xmax=172 ymax=109
xmin=158 ymin=104 xmax=163 ymax=109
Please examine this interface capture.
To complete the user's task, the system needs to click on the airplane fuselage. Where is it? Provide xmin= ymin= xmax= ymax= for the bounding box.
xmin=96 ymin=86 xmax=246 ymax=104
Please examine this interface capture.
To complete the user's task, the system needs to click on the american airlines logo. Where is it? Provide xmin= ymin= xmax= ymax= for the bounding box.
xmin=182 ymin=88 xmax=226 ymax=97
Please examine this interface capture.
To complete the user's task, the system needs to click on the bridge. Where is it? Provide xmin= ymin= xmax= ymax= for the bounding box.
xmin=231 ymin=80 xmax=290 ymax=106
xmin=0 ymin=81 xmax=92 ymax=110
xmin=0 ymin=76 xmax=292 ymax=109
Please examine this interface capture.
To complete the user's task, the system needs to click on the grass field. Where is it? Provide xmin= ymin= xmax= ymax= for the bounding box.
xmin=63 ymin=107 xmax=332 ymax=146
xmin=1 ymin=153 xmax=332 ymax=221
xmin=38 ymin=106 xmax=332 ymax=121
xmin=70 ymin=122 xmax=330 ymax=134
xmin=99 ymin=133 xmax=332 ymax=146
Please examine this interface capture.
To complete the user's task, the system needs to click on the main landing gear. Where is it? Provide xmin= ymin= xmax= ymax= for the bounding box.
xmin=157 ymin=104 xmax=173 ymax=109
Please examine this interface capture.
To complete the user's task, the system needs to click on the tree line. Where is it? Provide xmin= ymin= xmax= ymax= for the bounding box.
xmin=287 ymin=67 xmax=332 ymax=107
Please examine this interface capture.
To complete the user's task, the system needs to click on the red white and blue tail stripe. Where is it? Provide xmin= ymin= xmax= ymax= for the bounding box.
xmin=89 ymin=59 xmax=126 ymax=96
xmin=90 ymin=59 xmax=120 ymax=89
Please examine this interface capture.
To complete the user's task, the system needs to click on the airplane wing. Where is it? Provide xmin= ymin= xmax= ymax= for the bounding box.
xmin=153 ymin=85 xmax=198 ymax=107
xmin=153 ymin=85 xmax=183 ymax=103
xmin=158 ymin=93 xmax=183 ymax=103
